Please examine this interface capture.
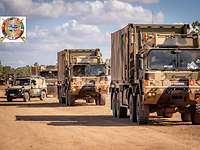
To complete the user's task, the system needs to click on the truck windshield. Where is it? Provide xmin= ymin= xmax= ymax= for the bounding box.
xmin=72 ymin=65 xmax=106 ymax=76
xmin=40 ymin=71 xmax=57 ymax=79
xmin=86 ymin=65 xmax=106 ymax=76
xmin=14 ymin=79 xmax=30 ymax=86
xmin=148 ymin=49 xmax=200 ymax=70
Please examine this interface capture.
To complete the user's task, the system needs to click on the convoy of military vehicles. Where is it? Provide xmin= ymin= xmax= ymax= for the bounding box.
xmin=1 ymin=23 xmax=200 ymax=125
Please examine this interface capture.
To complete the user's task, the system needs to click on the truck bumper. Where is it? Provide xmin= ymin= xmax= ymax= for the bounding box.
xmin=144 ymin=87 xmax=200 ymax=105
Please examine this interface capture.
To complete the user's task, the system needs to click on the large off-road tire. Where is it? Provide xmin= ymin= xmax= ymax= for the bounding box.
xmin=23 ymin=92 xmax=30 ymax=102
xmin=7 ymin=96 xmax=12 ymax=102
xmin=181 ymin=112 xmax=191 ymax=122
xmin=95 ymin=96 xmax=100 ymax=105
xmin=67 ymin=93 xmax=75 ymax=106
xmin=135 ymin=94 xmax=149 ymax=124
xmin=99 ymin=94 xmax=106 ymax=106
xmin=116 ymin=92 xmax=127 ymax=118
xmin=40 ymin=91 xmax=46 ymax=101
xmin=191 ymin=104 xmax=200 ymax=125
xmin=129 ymin=94 xmax=136 ymax=122
xmin=112 ymin=92 xmax=117 ymax=118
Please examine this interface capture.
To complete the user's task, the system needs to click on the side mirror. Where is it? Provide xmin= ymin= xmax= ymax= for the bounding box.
xmin=137 ymin=53 xmax=144 ymax=70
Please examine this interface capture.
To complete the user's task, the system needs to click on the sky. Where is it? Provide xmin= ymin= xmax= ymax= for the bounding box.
xmin=0 ymin=0 xmax=199 ymax=67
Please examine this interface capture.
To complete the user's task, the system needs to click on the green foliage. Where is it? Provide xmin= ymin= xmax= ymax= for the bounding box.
xmin=0 ymin=65 xmax=31 ymax=77
xmin=192 ymin=20 xmax=200 ymax=35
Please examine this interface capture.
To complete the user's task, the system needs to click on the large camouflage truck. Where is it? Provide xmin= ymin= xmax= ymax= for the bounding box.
xmin=110 ymin=24 xmax=200 ymax=124
xmin=6 ymin=76 xmax=47 ymax=102
xmin=39 ymin=65 xmax=58 ymax=97
xmin=57 ymin=49 xmax=109 ymax=106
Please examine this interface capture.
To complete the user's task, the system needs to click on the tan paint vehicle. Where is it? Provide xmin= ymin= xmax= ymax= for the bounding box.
xmin=6 ymin=76 xmax=47 ymax=102
xmin=0 ymin=78 xmax=6 ymax=98
xmin=110 ymin=24 xmax=200 ymax=124
xmin=57 ymin=49 xmax=109 ymax=106
xmin=39 ymin=65 xmax=58 ymax=97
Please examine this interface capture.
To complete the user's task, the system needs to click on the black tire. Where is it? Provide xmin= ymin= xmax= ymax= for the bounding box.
xmin=67 ymin=93 xmax=75 ymax=106
xmin=23 ymin=92 xmax=30 ymax=102
xmin=191 ymin=104 xmax=200 ymax=125
xmin=7 ymin=96 xmax=12 ymax=102
xmin=112 ymin=92 xmax=117 ymax=118
xmin=181 ymin=112 xmax=191 ymax=122
xmin=116 ymin=92 xmax=127 ymax=118
xmin=40 ymin=91 xmax=46 ymax=101
xmin=95 ymin=97 xmax=100 ymax=105
xmin=129 ymin=94 xmax=136 ymax=122
xmin=99 ymin=94 xmax=106 ymax=105
xmin=135 ymin=94 xmax=149 ymax=124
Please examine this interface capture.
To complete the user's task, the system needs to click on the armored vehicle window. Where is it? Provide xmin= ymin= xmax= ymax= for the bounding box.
xmin=0 ymin=80 xmax=5 ymax=85
xmin=72 ymin=65 xmax=86 ymax=76
xmin=40 ymin=71 xmax=57 ymax=79
xmin=179 ymin=50 xmax=200 ymax=70
xmin=14 ymin=79 xmax=30 ymax=86
xmin=86 ymin=64 xmax=106 ymax=76
xmin=148 ymin=50 xmax=176 ymax=70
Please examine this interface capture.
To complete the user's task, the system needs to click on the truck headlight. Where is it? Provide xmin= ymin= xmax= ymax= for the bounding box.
xmin=72 ymin=88 xmax=76 ymax=92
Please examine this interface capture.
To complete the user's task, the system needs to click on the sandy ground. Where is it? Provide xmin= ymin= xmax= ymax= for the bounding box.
xmin=0 ymin=96 xmax=200 ymax=150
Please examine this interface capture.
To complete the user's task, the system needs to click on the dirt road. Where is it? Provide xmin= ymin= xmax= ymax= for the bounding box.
xmin=0 ymin=97 xmax=200 ymax=150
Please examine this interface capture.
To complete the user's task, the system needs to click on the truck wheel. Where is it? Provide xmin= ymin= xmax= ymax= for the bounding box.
xmin=67 ymin=95 xmax=75 ymax=106
xmin=191 ymin=104 xmax=200 ymax=125
xmin=95 ymin=97 xmax=100 ymax=105
xmin=129 ymin=94 xmax=136 ymax=122
xmin=112 ymin=92 xmax=117 ymax=118
xmin=99 ymin=94 xmax=106 ymax=105
xmin=23 ymin=92 xmax=30 ymax=102
xmin=7 ymin=96 xmax=12 ymax=102
xmin=40 ymin=91 xmax=46 ymax=101
xmin=181 ymin=112 xmax=191 ymax=122
xmin=116 ymin=92 xmax=127 ymax=118
xmin=135 ymin=94 xmax=149 ymax=124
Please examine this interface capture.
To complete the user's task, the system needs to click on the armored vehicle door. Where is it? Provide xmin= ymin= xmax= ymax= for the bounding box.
xmin=30 ymin=79 xmax=40 ymax=96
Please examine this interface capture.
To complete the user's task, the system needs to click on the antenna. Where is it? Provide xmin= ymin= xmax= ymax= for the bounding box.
xmin=151 ymin=10 xmax=154 ymax=24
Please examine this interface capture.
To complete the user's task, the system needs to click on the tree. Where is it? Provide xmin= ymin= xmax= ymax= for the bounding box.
xmin=191 ymin=20 xmax=200 ymax=35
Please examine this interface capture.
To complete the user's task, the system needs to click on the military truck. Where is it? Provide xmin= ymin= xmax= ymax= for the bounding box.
xmin=6 ymin=76 xmax=47 ymax=102
xmin=57 ymin=49 xmax=109 ymax=106
xmin=110 ymin=24 xmax=200 ymax=124
xmin=39 ymin=65 xmax=58 ymax=97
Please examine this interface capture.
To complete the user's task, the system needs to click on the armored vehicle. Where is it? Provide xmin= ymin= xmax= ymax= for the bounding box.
xmin=6 ymin=76 xmax=47 ymax=102
xmin=110 ymin=24 xmax=200 ymax=124
xmin=39 ymin=65 xmax=58 ymax=97
xmin=57 ymin=49 xmax=109 ymax=106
